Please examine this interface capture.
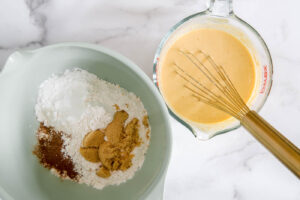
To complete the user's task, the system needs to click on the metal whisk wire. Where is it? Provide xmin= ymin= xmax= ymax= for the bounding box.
xmin=174 ymin=50 xmax=249 ymax=120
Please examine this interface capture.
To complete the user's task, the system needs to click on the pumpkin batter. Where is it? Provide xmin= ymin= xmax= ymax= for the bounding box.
xmin=159 ymin=28 xmax=256 ymax=124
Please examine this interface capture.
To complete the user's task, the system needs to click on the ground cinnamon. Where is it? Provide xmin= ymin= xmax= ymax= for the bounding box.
xmin=33 ymin=123 xmax=79 ymax=180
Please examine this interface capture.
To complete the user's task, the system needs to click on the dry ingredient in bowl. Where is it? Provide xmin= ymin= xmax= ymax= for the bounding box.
xmin=33 ymin=123 xmax=79 ymax=180
xmin=33 ymin=68 xmax=151 ymax=189
xmin=79 ymin=110 xmax=142 ymax=178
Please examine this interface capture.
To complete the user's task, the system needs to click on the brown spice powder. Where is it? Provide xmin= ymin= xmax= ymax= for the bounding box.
xmin=33 ymin=123 xmax=79 ymax=180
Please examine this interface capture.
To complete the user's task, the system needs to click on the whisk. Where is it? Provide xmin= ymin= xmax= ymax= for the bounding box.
xmin=175 ymin=50 xmax=300 ymax=178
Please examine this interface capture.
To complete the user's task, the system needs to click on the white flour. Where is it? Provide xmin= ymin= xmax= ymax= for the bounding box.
xmin=35 ymin=68 xmax=150 ymax=189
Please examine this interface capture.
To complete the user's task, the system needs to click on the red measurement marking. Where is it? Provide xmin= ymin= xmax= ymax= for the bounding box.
xmin=156 ymin=57 xmax=160 ymax=87
xmin=260 ymin=65 xmax=268 ymax=94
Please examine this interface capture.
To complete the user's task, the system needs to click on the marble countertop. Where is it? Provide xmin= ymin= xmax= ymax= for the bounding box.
xmin=0 ymin=0 xmax=299 ymax=199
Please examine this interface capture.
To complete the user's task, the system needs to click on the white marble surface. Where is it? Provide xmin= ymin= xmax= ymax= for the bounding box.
xmin=0 ymin=0 xmax=300 ymax=199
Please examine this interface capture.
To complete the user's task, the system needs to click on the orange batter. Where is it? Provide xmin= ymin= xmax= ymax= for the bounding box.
xmin=159 ymin=28 xmax=256 ymax=124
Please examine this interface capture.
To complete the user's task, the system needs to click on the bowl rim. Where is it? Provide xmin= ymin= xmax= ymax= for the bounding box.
xmin=0 ymin=42 xmax=172 ymax=200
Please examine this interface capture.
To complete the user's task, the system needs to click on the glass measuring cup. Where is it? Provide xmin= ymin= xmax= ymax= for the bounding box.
xmin=153 ymin=0 xmax=273 ymax=140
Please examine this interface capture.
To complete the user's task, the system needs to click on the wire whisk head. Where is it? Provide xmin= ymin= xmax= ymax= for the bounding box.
xmin=174 ymin=49 xmax=249 ymax=120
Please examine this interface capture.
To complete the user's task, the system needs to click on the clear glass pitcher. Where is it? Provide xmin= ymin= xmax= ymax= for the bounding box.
xmin=153 ymin=0 xmax=273 ymax=140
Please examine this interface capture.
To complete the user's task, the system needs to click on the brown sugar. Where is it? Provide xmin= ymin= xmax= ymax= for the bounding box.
xmin=96 ymin=166 xmax=111 ymax=178
xmin=33 ymin=123 xmax=79 ymax=180
xmin=146 ymin=129 xmax=150 ymax=140
xmin=79 ymin=147 xmax=100 ymax=163
xmin=79 ymin=110 xmax=141 ymax=178
xmin=143 ymin=115 xmax=150 ymax=140
xmin=142 ymin=115 xmax=149 ymax=128
xmin=113 ymin=104 xmax=120 ymax=111
xmin=105 ymin=110 xmax=128 ymax=144
xmin=82 ymin=130 xmax=105 ymax=148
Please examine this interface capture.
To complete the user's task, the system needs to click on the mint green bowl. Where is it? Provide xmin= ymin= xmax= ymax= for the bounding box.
xmin=0 ymin=43 xmax=172 ymax=200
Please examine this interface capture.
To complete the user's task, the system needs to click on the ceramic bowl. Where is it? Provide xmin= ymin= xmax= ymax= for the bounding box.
xmin=0 ymin=43 xmax=172 ymax=200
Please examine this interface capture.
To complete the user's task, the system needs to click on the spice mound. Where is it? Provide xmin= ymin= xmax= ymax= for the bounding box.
xmin=33 ymin=69 xmax=151 ymax=189
xmin=33 ymin=123 xmax=79 ymax=180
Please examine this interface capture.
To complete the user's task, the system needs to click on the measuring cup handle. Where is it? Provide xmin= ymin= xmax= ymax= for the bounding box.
xmin=208 ymin=0 xmax=233 ymax=17
xmin=241 ymin=111 xmax=300 ymax=178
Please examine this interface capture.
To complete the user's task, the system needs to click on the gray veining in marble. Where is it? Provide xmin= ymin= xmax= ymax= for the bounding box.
xmin=0 ymin=0 xmax=299 ymax=199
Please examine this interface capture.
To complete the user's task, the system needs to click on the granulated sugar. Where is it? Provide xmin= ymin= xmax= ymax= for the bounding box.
xmin=35 ymin=68 xmax=150 ymax=189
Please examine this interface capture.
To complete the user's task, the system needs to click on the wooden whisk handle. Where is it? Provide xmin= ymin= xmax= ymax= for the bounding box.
xmin=241 ymin=111 xmax=300 ymax=178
